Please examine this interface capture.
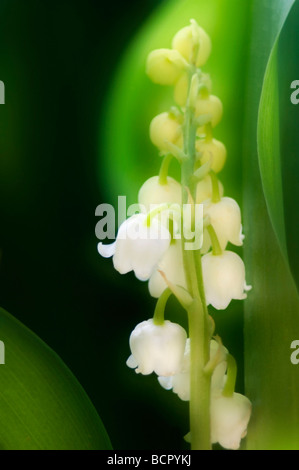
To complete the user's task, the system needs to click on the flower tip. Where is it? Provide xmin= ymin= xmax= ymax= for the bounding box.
xmin=97 ymin=241 xmax=116 ymax=258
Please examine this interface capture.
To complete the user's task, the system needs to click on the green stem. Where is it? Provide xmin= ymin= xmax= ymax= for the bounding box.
xmin=207 ymin=224 xmax=222 ymax=256
xmin=159 ymin=154 xmax=173 ymax=185
xmin=222 ymin=354 xmax=237 ymax=397
xmin=181 ymin=69 xmax=212 ymax=450
xmin=153 ymin=288 xmax=172 ymax=325
xmin=210 ymin=171 xmax=221 ymax=203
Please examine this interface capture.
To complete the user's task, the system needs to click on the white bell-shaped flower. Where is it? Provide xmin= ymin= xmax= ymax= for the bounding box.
xmin=148 ymin=240 xmax=187 ymax=298
xmin=202 ymin=197 xmax=244 ymax=252
xmin=158 ymin=339 xmax=228 ymax=401
xmin=202 ymin=251 xmax=251 ymax=310
xmin=138 ymin=176 xmax=182 ymax=212
xmin=211 ymin=393 xmax=252 ymax=450
xmin=98 ymin=213 xmax=171 ymax=281
xmin=126 ymin=319 xmax=187 ymax=376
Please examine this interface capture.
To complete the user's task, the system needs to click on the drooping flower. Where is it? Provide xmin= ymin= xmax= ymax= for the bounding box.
xmin=211 ymin=393 xmax=252 ymax=450
xmin=148 ymin=239 xmax=187 ymax=298
xmin=202 ymin=197 xmax=244 ymax=252
xmin=146 ymin=48 xmax=187 ymax=86
xmin=201 ymin=250 xmax=252 ymax=310
xmin=196 ymin=138 xmax=227 ymax=173
xmin=98 ymin=213 xmax=171 ymax=281
xmin=149 ymin=111 xmax=182 ymax=153
xmin=196 ymin=175 xmax=224 ymax=204
xmin=158 ymin=339 xmax=228 ymax=401
xmin=195 ymin=94 xmax=223 ymax=127
xmin=126 ymin=319 xmax=187 ymax=376
xmin=138 ymin=176 xmax=182 ymax=212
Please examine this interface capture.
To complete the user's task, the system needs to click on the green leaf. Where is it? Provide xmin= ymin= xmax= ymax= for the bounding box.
xmin=243 ymin=0 xmax=299 ymax=450
xmin=0 ymin=307 xmax=112 ymax=450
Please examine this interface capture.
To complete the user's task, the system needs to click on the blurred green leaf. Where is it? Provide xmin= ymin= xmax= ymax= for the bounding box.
xmin=0 ymin=308 xmax=112 ymax=450
xmin=243 ymin=0 xmax=299 ymax=450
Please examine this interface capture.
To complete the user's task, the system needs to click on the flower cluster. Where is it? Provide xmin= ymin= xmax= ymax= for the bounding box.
xmin=98 ymin=19 xmax=252 ymax=450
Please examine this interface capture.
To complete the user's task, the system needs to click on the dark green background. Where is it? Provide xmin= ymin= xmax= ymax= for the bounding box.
xmin=0 ymin=0 xmax=191 ymax=450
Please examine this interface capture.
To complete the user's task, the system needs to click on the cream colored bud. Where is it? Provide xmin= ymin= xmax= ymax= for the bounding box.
xmin=211 ymin=393 xmax=252 ymax=450
xmin=174 ymin=72 xmax=212 ymax=107
xmin=127 ymin=319 xmax=187 ymax=376
xmin=196 ymin=175 xmax=224 ymax=203
xmin=196 ymin=138 xmax=227 ymax=173
xmin=138 ymin=176 xmax=182 ymax=212
xmin=172 ymin=24 xmax=212 ymax=67
xmin=174 ymin=73 xmax=189 ymax=106
xmin=203 ymin=197 xmax=244 ymax=252
xmin=146 ymin=48 xmax=187 ymax=86
xmin=195 ymin=95 xmax=223 ymax=127
xmin=202 ymin=251 xmax=251 ymax=310
xmin=149 ymin=112 xmax=182 ymax=152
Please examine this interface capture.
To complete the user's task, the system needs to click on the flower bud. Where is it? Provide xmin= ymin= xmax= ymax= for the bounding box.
xmin=126 ymin=319 xmax=187 ymax=376
xmin=174 ymin=72 xmax=212 ymax=107
xmin=211 ymin=393 xmax=252 ymax=450
xmin=138 ymin=176 xmax=182 ymax=212
xmin=196 ymin=175 xmax=224 ymax=203
xmin=202 ymin=197 xmax=244 ymax=252
xmin=172 ymin=24 xmax=212 ymax=67
xmin=149 ymin=112 xmax=182 ymax=153
xmin=146 ymin=48 xmax=187 ymax=86
xmin=196 ymin=138 xmax=227 ymax=173
xmin=98 ymin=213 xmax=171 ymax=281
xmin=195 ymin=95 xmax=223 ymax=127
xmin=202 ymin=251 xmax=251 ymax=310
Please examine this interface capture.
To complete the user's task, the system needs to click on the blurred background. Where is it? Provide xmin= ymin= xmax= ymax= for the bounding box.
xmin=0 ymin=0 xmax=250 ymax=449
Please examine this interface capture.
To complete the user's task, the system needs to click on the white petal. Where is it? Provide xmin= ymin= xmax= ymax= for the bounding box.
xmin=148 ymin=240 xmax=186 ymax=298
xmin=158 ymin=376 xmax=173 ymax=390
xmin=202 ymin=251 xmax=249 ymax=310
xmin=97 ymin=241 xmax=116 ymax=258
xmin=211 ymin=393 xmax=252 ymax=450
xmin=128 ymin=319 xmax=187 ymax=376
xmin=126 ymin=355 xmax=138 ymax=369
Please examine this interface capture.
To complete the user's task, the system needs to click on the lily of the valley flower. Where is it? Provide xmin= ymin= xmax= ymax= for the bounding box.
xmin=196 ymin=138 xmax=227 ymax=174
xmin=126 ymin=319 xmax=187 ymax=376
xmin=149 ymin=112 xmax=182 ymax=153
xmin=172 ymin=22 xmax=212 ymax=68
xmin=202 ymin=197 xmax=244 ymax=253
xmin=148 ymin=239 xmax=187 ymax=298
xmin=138 ymin=176 xmax=182 ymax=212
xmin=158 ymin=339 xmax=228 ymax=401
xmin=146 ymin=48 xmax=187 ymax=86
xmin=196 ymin=175 xmax=224 ymax=204
xmin=202 ymin=250 xmax=251 ymax=310
xmin=211 ymin=392 xmax=252 ymax=450
xmin=98 ymin=213 xmax=171 ymax=281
